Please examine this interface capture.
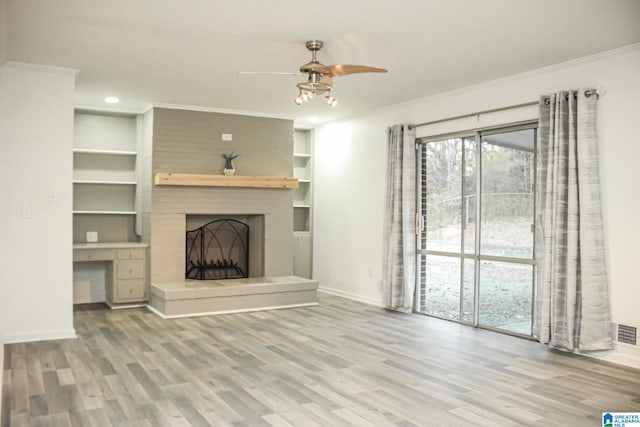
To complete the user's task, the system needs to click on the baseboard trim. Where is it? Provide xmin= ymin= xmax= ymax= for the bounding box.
xmin=0 ymin=329 xmax=77 ymax=344
xmin=318 ymin=286 xmax=385 ymax=308
xmin=105 ymin=302 xmax=147 ymax=310
xmin=581 ymin=347 xmax=640 ymax=370
xmin=147 ymin=302 xmax=319 ymax=319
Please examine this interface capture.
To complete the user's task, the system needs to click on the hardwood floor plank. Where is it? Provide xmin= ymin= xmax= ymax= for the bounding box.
xmin=243 ymin=382 xmax=304 ymax=412
xmin=339 ymin=404 xmax=400 ymax=427
xmin=49 ymin=411 xmax=73 ymax=427
xmin=9 ymin=371 xmax=28 ymax=413
xmin=126 ymin=362 xmax=165 ymax=401
xmin=76 ymin=381 xmax=104 ymax=412
xmin=333 ymin=407 xmax=378 ymax=427
xmin=449 ymin=406 xmax=518 ymax=427
xmin=27 ymin=395 xmax=47 ymax=418
xmin=3 ymin=293 xmax=640 ymax=426
xmin=262 ymin=412 xmax=296 ymax=427
xmin=295 ymin=402 xmax=351 ymax=426
xmin=217 ymin=387 xmax=272 ymax=420
xmin=102 ymin=398 xmax=128 ymax=424
xmin=172 ymin=396 xmax=213 ymax=427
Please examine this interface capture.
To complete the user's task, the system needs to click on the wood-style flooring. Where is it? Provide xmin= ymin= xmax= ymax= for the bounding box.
xmin=3 ymin=293 xmax=640 ymax=426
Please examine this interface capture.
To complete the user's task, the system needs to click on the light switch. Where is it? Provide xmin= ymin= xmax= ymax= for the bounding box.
xmin=222 ymin=133 xmax=233 ymax=141
xmin=49 ymin=189 xmax=59 ymax=205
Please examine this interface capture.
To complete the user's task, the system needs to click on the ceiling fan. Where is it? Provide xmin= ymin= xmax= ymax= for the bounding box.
xmin=241 ymin=40 xmax=388 ymax=106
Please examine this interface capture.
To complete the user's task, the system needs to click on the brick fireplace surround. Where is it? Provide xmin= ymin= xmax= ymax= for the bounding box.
xmin=142 ymin=107 xmax=317 ymax=317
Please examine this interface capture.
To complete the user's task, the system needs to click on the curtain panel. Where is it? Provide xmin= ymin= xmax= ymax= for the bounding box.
xmin=383 ymin=124 xmax=416 ymax=311
xmin=533 ymin=90 xmax=612 ymax=351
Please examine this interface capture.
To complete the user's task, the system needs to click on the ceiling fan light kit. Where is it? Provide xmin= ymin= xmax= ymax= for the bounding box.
xmin=295 ymin=79 xmax=336 ymax=106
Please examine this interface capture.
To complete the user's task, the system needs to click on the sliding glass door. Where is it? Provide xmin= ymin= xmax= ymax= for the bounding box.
xmin=417 ymin=136 xmax=476 ymax=322
xmin=416 ymin=124 xmax=536 ymax=335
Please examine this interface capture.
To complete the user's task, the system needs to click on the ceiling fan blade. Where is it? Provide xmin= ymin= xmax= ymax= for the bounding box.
xmin=319 ymin=75 xmax=333 ymax=86
xmin=315 ymin=64 xmax=388 ymax=77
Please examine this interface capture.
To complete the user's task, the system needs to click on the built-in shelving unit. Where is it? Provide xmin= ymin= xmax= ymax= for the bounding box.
xmin=72 ymin=111 xmax=144 ymax=304
xmin=293 ymin=131 xmax=313 ymax=232
xmin=73 ymin=112 xmax=140 ymax=217
xmin=293 ymin=129 xmax=313 ymax=279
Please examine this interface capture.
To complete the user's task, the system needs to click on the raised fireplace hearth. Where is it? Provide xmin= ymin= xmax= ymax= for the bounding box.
xmin=149 ymin=275 xmax=319 ymax=318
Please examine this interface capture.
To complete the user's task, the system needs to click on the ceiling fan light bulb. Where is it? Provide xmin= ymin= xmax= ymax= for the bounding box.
xmin=307 ymin=91 xmax=315 ymax=99
xmin=301 ymin=92 xmax=309 ymax=102
xmin=295 ymin=95 xmax=304 ymax=105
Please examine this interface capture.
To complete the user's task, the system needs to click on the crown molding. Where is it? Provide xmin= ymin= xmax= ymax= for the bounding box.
xmin=3 ymin=61 xmax=78 ymax=76
xmin=153 ymin=102 xmax=295 ymax=121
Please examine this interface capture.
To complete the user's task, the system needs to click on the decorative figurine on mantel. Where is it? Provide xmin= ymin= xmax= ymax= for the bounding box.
xmin=222 ymin=152 xmax=238 ymax=176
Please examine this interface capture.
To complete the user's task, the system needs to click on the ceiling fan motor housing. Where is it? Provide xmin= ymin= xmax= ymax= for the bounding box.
xmin=305 ymin=40 xmax=323 ymax=51
xmin=300 ymin=40 xmax=326 ymax=74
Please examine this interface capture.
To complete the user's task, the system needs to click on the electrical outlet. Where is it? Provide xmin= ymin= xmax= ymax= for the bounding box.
xmin=86 ymin=231 xmax=98 ymax=242
xmin=21 ymin=203 xmax=32 ymax=219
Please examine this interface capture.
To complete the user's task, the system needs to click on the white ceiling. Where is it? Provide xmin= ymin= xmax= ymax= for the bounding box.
xmin=4 ymin=0 xmax=640 ymax=125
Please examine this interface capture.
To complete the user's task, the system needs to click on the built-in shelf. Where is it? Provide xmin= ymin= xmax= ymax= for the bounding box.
xmin=293 ymin=153 xmax=311 ymax=158
xmin=154 ymin=173 xmax=299 ymax=189
xmin=73 ymin=148 xmax=137 ymax=156
xmin=294 ymin=204 xmax=311 ymax=208
xmin=73 ymin=210 xmax=137 ymax=215
xmin=73 ymin=180 xmax=137 ymax=185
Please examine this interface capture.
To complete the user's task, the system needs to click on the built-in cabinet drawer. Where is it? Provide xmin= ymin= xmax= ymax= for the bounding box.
xmin=115 ymin=279 xmax=146 ymax=302
xmin=73 ymin=249 xmax=114 ymax=262
xmin=117 ymin=259 xmax=145 ymax=280
xmin=117 ymin=248 xmax=145 ymax=260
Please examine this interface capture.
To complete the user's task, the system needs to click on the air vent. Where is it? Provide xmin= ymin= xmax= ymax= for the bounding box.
xmin=616 ymin=323 xmax=639 ymax=347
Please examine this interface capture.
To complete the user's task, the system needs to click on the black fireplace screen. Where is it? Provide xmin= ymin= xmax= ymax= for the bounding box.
xmin=185 ymin=219 xmax=249 ymax=280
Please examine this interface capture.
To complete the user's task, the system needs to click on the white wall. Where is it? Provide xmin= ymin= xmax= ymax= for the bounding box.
xmin=313 ymin=44 xmax=640 ymax=368
xmin=0 ymin=63 xmax=77 ymax=343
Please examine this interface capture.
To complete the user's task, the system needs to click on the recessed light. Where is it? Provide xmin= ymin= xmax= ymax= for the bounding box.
xmin=308 ymin=116 xmax=320 ymax=123
xmin=104 ymin=96 xmax=120 ymax=104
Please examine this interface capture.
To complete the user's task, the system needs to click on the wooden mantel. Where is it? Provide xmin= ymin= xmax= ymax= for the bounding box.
xmin=154 ymin=173 xmax=299 ymax=189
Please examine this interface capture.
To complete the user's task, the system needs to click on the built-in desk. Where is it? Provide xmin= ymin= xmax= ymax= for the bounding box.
xmin=73 ymin=242 xmax=148 ymax=307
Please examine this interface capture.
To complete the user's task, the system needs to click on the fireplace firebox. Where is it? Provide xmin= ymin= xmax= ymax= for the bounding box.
xmin=185 ymin=219 xmax=249 ymax=280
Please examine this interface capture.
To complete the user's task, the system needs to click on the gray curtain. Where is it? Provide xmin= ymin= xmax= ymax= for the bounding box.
xmin=383 ymin=124 xmax=416 ymax=310
xmin=533 ymin=90 xmax=612 ymax=351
